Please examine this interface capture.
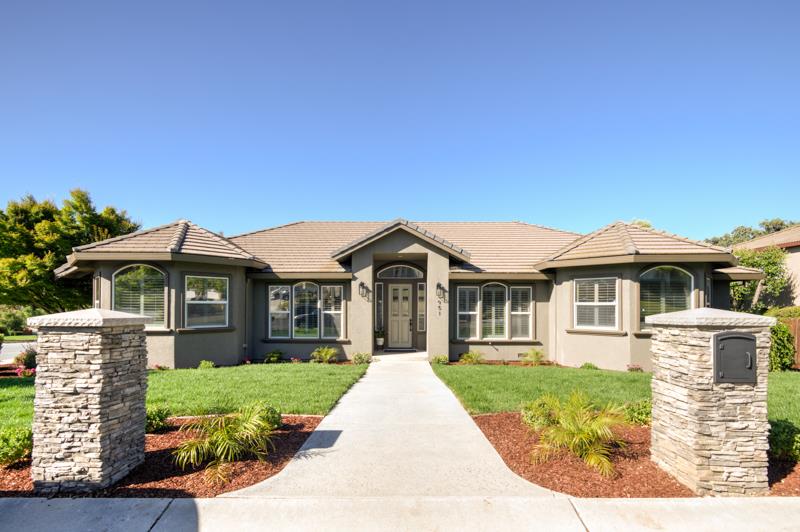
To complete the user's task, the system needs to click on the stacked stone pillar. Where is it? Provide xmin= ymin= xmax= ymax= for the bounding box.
xmin=646 ymin=308 xmax=775 ymax=496
xmin=27 ymin=309 xmax=149 ymax=494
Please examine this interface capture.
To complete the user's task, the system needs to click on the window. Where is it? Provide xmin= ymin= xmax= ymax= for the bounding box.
xmin=574 ymin=278 xmax=617 ymax=329
xmin=113 ymin=265 xmax=166 ymax=326
xmin=510 ymin=287 xmax=533 ymax=339
xmin=417 ymin=282 xmax=426 ymax=332
xmin=482 ymin=283 xmax=507 ymax=339
xmin=377 ymin=265 xmax=423 ymax=279
xmin=640 ymin=266 xmax=693 ymax=328
xmin=293 ymin=282 xmax=319 ymax=338
xmin=322 ymin=285 xmax=343 ymax=339
xmin=268 ymin=286 xmax=290 ymax=338
xmin=457 ymin=286 xmax=479 ymax=339
xmin=185 ymin=275 xmax=228 ymax=328
xmin=375 ymin=282 xmax=384 ymax=332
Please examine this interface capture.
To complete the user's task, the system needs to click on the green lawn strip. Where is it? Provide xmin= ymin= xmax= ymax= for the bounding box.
xmin=767 ymin=372 xmax=800 ymax=426
xmin=0 ymin=364 xmax=367 ymax=431
xmin=2 ymin=335 xmax=37 ymax=343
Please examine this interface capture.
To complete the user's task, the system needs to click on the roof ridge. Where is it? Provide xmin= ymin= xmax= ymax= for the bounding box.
xmin=186 ymin=222 xmax=258 ymax=260
xmin=616 ymin=222 xmax=639 ymax=255
xmin=543 ymin=222 xmax=619 ymax=262
xmin=624 ymin=222 xmax=731 ymax=253
xmin=73 ymin=219 xmax=182 ymax=252
xmin=167 ymin=220 xmax=190 ymax=252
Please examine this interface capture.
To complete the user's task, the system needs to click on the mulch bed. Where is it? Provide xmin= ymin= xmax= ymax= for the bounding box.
xmin=0 ymin=415 xmax=320 ymax=498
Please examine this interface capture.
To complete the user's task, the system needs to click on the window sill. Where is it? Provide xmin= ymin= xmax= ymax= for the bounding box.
xmin=633 ymin=330 xmax=653 ymax=338
xmin=565 ymin=328 xmax=627 ymax=337
xmin=145 ymin=328 xmax=173 ymax=335
xmin=261 ymin=338 xmax=351 ymax=344
xmin=450 ymin=339 xmax=541 ymax=345
xmin=176 ymin=327 xmax=236 ymax=334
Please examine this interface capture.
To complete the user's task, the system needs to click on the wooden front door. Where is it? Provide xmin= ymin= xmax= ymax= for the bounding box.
xmin=388 ymin=284 xmax=412 ymax=348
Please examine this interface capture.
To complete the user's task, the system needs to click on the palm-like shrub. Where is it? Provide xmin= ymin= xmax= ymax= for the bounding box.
xmin=310 ymin=346 xmax=339 ymax=363
xmin=520 ymin=348 xmax=544 ymax=366
xmin=431 ymin=355 xmax=449 ymax=365
xmin=527 ymin=391 xmax=625 ymax=477
xmin=173 ymin=402 xmax=280 ymax=483
xmin=459 ymin=351 xmax=484 ymax=365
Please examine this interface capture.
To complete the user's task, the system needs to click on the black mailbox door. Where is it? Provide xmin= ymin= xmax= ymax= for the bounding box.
xmin=713 ymin=331 xmax=757 ymax=384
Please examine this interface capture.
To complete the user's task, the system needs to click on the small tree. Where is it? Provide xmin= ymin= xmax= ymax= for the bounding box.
xmin=730 ymin=247 xmax=789 ymax=313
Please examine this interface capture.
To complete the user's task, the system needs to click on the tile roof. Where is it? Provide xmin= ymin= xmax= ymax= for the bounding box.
xmin=331 ymin=219 xmax=470 ymax=261
xmin=75 ymin=220 xmax=260 ymax=262
xmin=537 ymin=221 xmax=732 ymax=267
xmin=230 ymin=221 xmax=581 ymax=273
xmin=733 ymin=225 xmax=800 ymax=251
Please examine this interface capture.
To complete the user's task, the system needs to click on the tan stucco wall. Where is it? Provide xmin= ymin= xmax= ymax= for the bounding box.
xmin=782 ymin=246 xmax=800 ymax=306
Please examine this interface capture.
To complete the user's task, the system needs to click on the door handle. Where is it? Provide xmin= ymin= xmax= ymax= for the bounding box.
xmin=746 ymin=351 xmax=752 ymax=369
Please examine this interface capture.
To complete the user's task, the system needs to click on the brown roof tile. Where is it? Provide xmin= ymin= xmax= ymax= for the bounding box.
xmin=733 ymin=225 xmax=800 ymax=251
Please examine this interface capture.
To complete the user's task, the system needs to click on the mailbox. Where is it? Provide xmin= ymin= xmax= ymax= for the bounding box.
xmin=713 ymin=331 xmax=757 ymax=384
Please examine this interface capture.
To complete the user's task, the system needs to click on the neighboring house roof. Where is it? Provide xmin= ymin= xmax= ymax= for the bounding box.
xmin=733 ymin=225 xmax=800 ymax=251
xmin=535 ymin=222 xmax=735 ymax=269
xmin=712 ymin=265 xmax=766 ymax=281
xmin=230 ymin=221 xmax=580 ymax=274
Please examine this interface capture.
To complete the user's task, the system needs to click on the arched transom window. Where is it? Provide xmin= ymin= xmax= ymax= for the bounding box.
xmin=113 ymin=265 xmax=166 ymax=325
xmin=639 ymin=266 xmax=693 ymax=328
xmin=377 ymin=265 xmax=423 ymax=279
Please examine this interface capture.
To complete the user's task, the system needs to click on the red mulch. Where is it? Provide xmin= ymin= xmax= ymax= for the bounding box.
xmin=0 ymin=415 xmax=320 ymax=498
xmin=769 ymin=459 xmax=800 ymax=496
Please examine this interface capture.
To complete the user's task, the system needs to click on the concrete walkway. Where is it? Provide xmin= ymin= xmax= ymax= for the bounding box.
xmin=226 ymin=352 xmax=553 ymax=497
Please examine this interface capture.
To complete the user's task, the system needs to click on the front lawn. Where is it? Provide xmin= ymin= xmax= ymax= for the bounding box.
xmin=1 ymin=335 xmax=37 ymax=343
xmin=0 ymin=363 xmax=367 ymax=431
xmin=432 ymin=364 xmax=800 ymax=426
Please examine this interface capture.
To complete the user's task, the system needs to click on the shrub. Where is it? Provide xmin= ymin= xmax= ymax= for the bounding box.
xmin=623 ymin=399 xmax=652 ymax=425
xmin=766 ymin=306 xmax=800 ymax=319
xmin=770 ymin=419 xmax=800 ymax=461
xmin=13 ymin=346 xmax=37 ymax=370
xmin=198 ymin=360 xmax=216 ymax=370
xmin=146 ymin=406 xmax=171 ymax=433
xmin=431 ymin=355 xmax=449 ymax=365
xmin=459 ymin=351 xmax=484 ymax=365
xmin=264 ymin=350 xmax=282 ymax=364
xmin=0 ymin=333 xmax=3 ymax=348
xmin=520 ymin=348 xmax=544 ymax=366
xmin=353 ymin=352 xmax=372 ymax=365
xmin=0 ymin=306 xmax=36 ymax=336
xmin=0 ymin=427 xmax=33 ymax=466
xmin=173 ymin=402 xmax=279 ymax=483
xmin=290 ymin=357 xmax=301 ymax=364
xmin=15 ymin=367 xmax=35 ymax=378
xmin=626 ymin=364 xmax=643 ymax=373
xmin=580 ymin=362 xmax=599 ymax=370
xmin=310 ymin=346 xmax=339 ymax=364
xmin=521 ymin=393 xmax=562 ymax=431
xmin=770 ymin=322 xmax=796 ymax=371
xmin=528 ymin=391 xmax=625 ymax=477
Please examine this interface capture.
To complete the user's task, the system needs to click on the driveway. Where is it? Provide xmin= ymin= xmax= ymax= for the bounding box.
xmin=0 ymin=341 xmax=33 ymax=364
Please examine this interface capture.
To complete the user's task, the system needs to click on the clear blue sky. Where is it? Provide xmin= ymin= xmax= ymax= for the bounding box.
xmin=1 ymin=1 xmax=798 ymax=240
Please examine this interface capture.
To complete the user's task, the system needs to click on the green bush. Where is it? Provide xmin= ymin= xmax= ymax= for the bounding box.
xmin=528 ymin=391 xmax=625 ymax=477
xmin=459 ymin=351 xmax=484 ymax=365
xmin=0 ymin=306 xmax=36 ymax=336
xmin=580 ymin=362 xmax=599 ymax=370
xmin=769 ymin=419 xmax=800 ymax=461
xmin=264 ymin=350 xmax=282 ymax=364
xmin=766 ymin=306 xmax=800 ymax=319
xmin=431 ymin=355 xmax=449 ymax=365
xmin=13 ymin=346 xmax=37 ymax=370
xmin=173 ymin=402 xmax=278 ymax=483
xmin=198 ymin=360 xmax=216 ymax=370
xmin=623 ymin=399 xmax=652 ymax=425
xmin=521 ymin=393 xmax=562 ymax=431
xmin=353 ymin=352 xmax=372 ymax=365
xmin=0 ymin=333 xmax=3 ymax=348
xmin=521 ymin=348 xmax=544 ymax=366
xmin=626 ymin=364 xmax=644 ymax=373
xmin=146 ymin=406 xmax=171 ymax=433
xmin=770 ymin=322 xmax=796 ymax=371
xmin=0 ymin=427 xmax=33 ymax=466
xmin=310 ymin=346 xmax=339 ymax=364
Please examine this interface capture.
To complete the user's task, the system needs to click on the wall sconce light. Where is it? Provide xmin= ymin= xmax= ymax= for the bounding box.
xmin=436 ymin=282 xmax=447 ymax=301
xmin=359 ymin=281 xmax=369 ymax=298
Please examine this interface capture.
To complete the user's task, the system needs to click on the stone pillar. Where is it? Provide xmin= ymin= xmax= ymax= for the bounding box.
xmin=27 ymin=309 xmax=149 ymax=494
xmin=646 ymin=308 xmax=775 ymax=496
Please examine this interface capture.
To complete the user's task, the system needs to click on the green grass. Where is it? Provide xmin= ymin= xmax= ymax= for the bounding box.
xmin=0 ymin=363 xmax=366 ymax=431
xmin=432 ymin=364 xmax=800 ymax=427
xmin=2 ymin=335 xmax=37 ymax=343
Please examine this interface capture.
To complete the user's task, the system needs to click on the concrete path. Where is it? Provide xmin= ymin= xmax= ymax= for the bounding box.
xmin=225 ymin=352 xmax=553 ymax=497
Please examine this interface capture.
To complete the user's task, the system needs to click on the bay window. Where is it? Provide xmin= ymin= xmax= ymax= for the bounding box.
xmin=113 ymin=265 xmax=166 ymax=327
xmin=640 ymin=266 xmax=693 ymax=328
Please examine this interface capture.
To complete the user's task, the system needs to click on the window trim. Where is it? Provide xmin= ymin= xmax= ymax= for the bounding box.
xmin=573 ymin=277 xmax=618 ymax=331
xmin=638 ymin=265 xmax=695 ymax=330
xmin=184 ymin=274 xmax=229 ymax=329
xmin=417 ymin=282 xmax=426 ymax=332
xmin=111 ymin=263 xmax=168 ymax=329
xmin=321 ymin=284 xmax=344 ymax=339
xmin=510 ymin=286 xmax=533 ymax=340
xmin=376 ymin=264 xmax=424 ymax=279
xmin=267 ymin=285 xmax=291 ymax=339
xmin=456 ymin=285 xmax=480 ymax=340
xmin=481 ymin=282 xmax=508 ymax=340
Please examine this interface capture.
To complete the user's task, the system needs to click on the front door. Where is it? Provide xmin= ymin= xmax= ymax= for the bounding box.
xmin=388 ymin=284 xmax=413 ymax=349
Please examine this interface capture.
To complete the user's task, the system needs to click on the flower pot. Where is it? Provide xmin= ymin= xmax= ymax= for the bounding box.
xmin=376 ymin=338 xmax=384 ymax=347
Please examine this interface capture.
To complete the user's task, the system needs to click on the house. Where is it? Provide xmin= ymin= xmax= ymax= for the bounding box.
xmin=54 ymin=219 xmax=762 ymax=371
xmin=734 ymin=224 xmax=800 ymax=306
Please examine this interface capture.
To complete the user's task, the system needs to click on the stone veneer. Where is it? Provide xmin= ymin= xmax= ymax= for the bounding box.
xmin=646 ymin=308 xmax=776 ymax=496
xmin=27 ymin=309 xmax=149 ymax=494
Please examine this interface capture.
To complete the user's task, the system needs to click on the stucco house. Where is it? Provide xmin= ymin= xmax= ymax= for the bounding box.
xmin=54 ymin=218 xmax=762 ymax=370
xmin=735 ymin=224 xmax=800 ymax=306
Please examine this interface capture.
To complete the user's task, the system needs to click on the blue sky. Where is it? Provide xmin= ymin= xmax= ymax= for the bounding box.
xmin=1 ymin=1 xmax=798 ymax=240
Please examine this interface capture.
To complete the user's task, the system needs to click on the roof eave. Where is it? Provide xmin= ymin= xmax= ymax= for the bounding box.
xmin=535 ymin=252 xmax=737 ymax=270
xmin=68 ymin=251 xmax=267 ymax=269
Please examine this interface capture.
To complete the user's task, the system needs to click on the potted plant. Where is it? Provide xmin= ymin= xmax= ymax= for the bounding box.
xmin=375 ymin=329 xmax=385 ymax=348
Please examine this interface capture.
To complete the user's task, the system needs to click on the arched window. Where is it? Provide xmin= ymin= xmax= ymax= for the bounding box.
xmin=293 ymin=282 xmax=319 ymax=338
xmin=481 ymin=283 xmax=507 ymax=339
xmin=640 ymin=266 xmax=693 ymax=328
xmin=377 ymin=265 xmax=423 ymax=279
xmin=113 ymin=265 xmax=166 ymax=325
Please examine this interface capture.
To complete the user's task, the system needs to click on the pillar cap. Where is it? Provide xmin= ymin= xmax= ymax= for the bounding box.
xmin=645 ymin=307 xmax=776 ymax=328
xmin=28 ymin=308 xmax=150 ymax=328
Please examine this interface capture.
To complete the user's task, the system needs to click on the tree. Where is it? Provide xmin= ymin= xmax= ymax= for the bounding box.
xmin=630 ymin=219 xmax=652 ymax=228
xmin=730 ymin=247 xmax=789 ymax=313
xmin=0 ymin=190 xmax=139 ymax=313
xmin=707 ymin=218 xmax=798 ymax=247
